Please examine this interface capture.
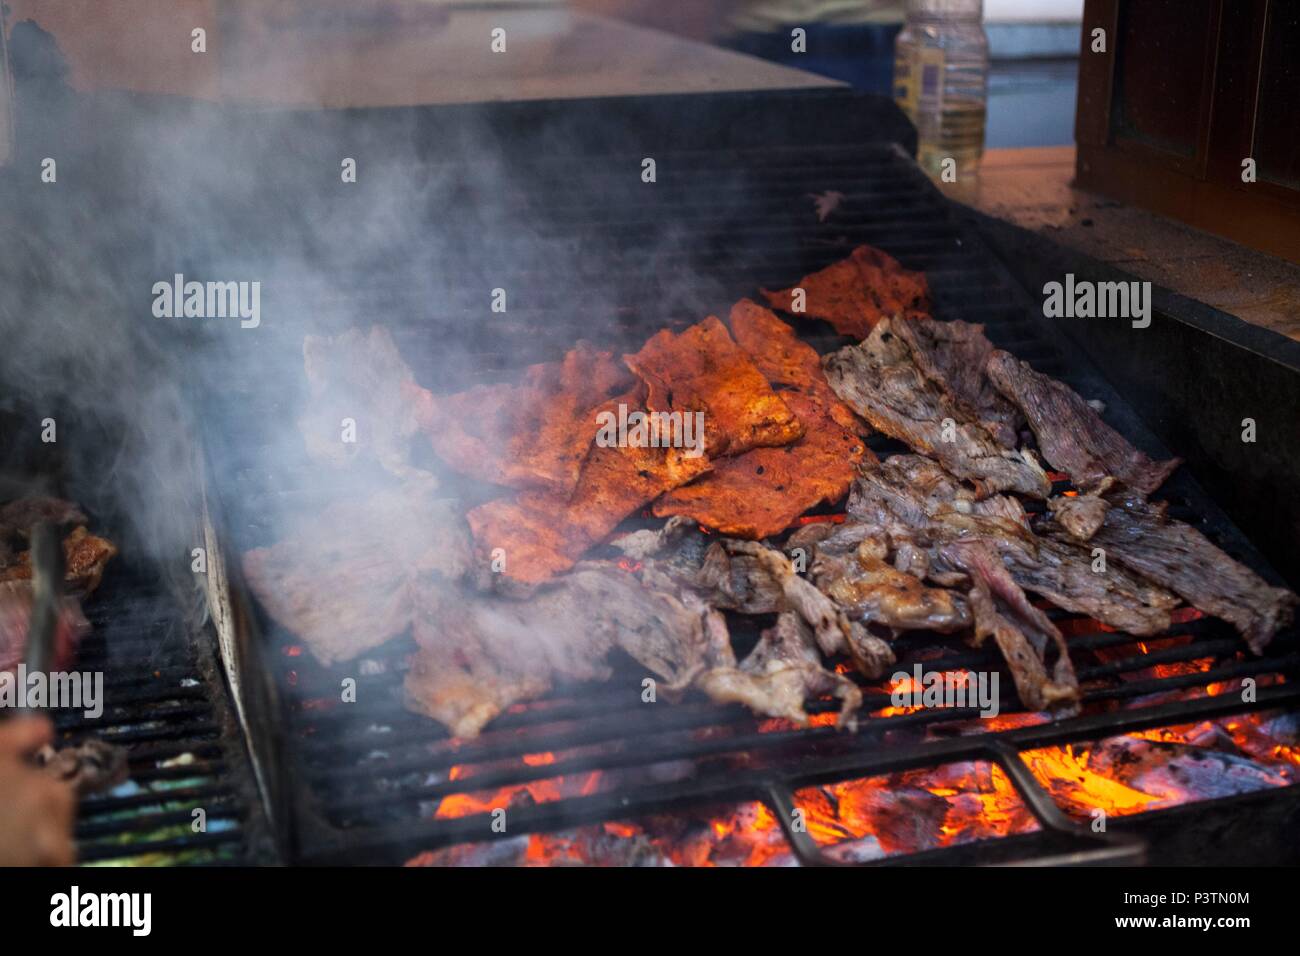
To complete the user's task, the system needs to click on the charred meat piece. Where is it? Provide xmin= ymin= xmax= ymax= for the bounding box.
xmin=849 ymin=457 xmax=1178 ymax=637
xmin=761 ymin=245 xmax=931 ymax=339
xmin=416 ymin=343 xmax=635 ymax=496
xmin=1048 ymin=491 xmax=1110 ymax=542
xmin=1001 ymin=535 xmax=1178 ymax=637
xmin=824 ymin=319 xmax=1050 ymax=498
xmin=942 ymin=540 xmax=1079 ymax=714
xmin=653 ymin=302 xmax=873 ymax=539
xmin=0 ymin=526 xmax=118 ymax=596
xmin=726 ymin=298 xmax=868 ymax=435
xmin=0 ymin=580 xmax=89 ymax=674
xmin=35 ymin=740 xmax=128 ymax=796
xmin=0 ymin=497 xmax=87 ymax=541
xmin=695 ymin=611 xmax=863 ymax=728
xmin=986 ymin=350 xmax=1180 ymax=495
xmin=403 ymin=562 xmax=726 ymax=738
xmin=615 ymin=525 xmax=895 ymax=680
xmin=653 ymin=391 xmax=870 ymax=538
xmin=466 ymin=386 xmax=712 ymax=586
xmin=890 ymin=317 xmax=1020 ymax=448
xmin=241 ymin=480 xmax=470 ymax=667
xmin=834 ymin=457 xmax=1190 ymax=708
xmin=299 ymin=326 xmax=426 ymax=477
xmin=1052 ymin=494 xmax=1298 ymax=653
xmin=624 ymin=315 xmax=802 ymax=458
xmin=809 ymin=539 xmax=972 ymax=635
xmin=715 ymin=540 xmax=895 ymax=679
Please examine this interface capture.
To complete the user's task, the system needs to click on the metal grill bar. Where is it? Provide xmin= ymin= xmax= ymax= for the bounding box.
xmin=55 ymin=567 xmax=257 ymax=865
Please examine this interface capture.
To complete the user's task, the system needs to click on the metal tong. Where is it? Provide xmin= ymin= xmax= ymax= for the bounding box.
xmin=17 ymin=521 xmax=63 ymax=714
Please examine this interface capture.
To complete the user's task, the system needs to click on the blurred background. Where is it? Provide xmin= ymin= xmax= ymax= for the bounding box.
xmin=2 ymin=0 xmax=1083 ymax=147
xmin=576 ymin=0 xmax=1083 ymax=148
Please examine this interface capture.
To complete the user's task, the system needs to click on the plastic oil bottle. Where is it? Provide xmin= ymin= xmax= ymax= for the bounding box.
xmin=893 ymin=0 xmax=990 ymax=179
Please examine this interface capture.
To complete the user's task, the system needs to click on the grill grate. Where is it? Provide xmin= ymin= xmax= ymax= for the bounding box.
xmin=58 ymin=565 xmax=257 ymax=865
xmin=203 ymin=141 xmax=1299 ymax=865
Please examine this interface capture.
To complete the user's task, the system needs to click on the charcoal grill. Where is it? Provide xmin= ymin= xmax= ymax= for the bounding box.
xmin=196 ymin=131 xmax=1298 ymax=865
xmin=5 ymin=78 xmax=1298 ymax=866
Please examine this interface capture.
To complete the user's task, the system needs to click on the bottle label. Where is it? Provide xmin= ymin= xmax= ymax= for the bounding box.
xmin=913 ymin=46 xmax=946 ymax=116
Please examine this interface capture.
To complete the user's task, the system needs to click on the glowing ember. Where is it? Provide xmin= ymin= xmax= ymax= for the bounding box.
xmin=794 ymin=762 xmax=1037 ymax=861
xmin=409 ymin=635 xmax=1297 ymax=865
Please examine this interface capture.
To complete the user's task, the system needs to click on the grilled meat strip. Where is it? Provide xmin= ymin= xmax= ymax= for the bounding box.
xmin=624 ymin=315 xmax=803 ymax=457
xmin=761 ymin=244 xmax=931 ymax=339
xmin=727 ymin=298 xmax=867 ymax=435
xmin=890 ymin=317 xmax=1021 ymax=448
xmin=0 ymin=526 xmax=117 ymax=596
xmin=1048 ymin=489 xmax=1111 ymax=542
xmin=850 ymin=456 xmax=1178 ymax=637
xmin=653 ymin=301 xmax=872 ymax=539
xmin=405 ymin=563 xmax=705 ymax=737
xmin=613 ymin=525 xmax=895 ymax=680
xmin=0 ymin=580 xmax=90 ymax=674
xmin=299 ymin=326 xmax=426 ymax=477
xmin=843 ymin=470 xmax=1081 ymax=713
xmin=468 ymin=312 xmax=812 ymax=583
xmin=986 ymin=350 xmax=1181 ymax=495
xmin=405 ymin=557 xmax=861 ymax=737
xmin=466 ymin=383 xmax=712 ymax=586
xmin=0 ymin=497 xmax=87 ymax=543
xmin=824 ymin=318 xmax=1050 ymax=498
xmin=718 ymin=540 xmax=896 ymax=679
xmin=241 ymin=479 xmax=470 ymax=667
xmin=695 ymin=611 xmax=863 ymax=728
xmin=1047 ymin=494 xmax=1297 ymax=653
xmin=653 ymin=389 xmax=867 ymax=538
xmin=415 ymin=342 xmax=634 ymax=496
xmin=942 ymin=539 xmax=1078 ymax=713
xmin=800 ymin=529 xmax=973 ymax=635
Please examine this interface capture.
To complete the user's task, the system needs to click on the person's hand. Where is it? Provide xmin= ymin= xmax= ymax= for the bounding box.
xmin=0 ymin=717 xmax=76 ymax=866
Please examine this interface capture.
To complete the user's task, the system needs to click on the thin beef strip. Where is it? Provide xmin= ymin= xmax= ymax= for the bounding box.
xmin=824 ymin=318 xmax=1050 ymax=498
xmin=890 ymin=317 xmax=1021 ymax=448
xmin=986 ymin=350 xmax=1181 ymax=495
xmin=850 ymin=456 xmax=1178 ymax=637
xmin=1049 ymin=493 xmax=1297 ymax=653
